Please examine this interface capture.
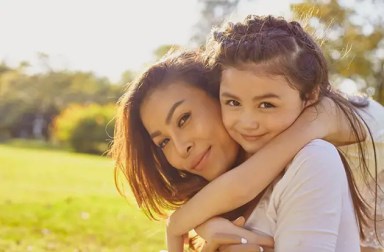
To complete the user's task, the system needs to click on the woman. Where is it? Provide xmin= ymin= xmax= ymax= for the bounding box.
xmin=110 ymin=49 xmax=378 ymax=251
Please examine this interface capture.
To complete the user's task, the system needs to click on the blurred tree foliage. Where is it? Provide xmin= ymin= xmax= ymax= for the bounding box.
xmin=0 ymin=63 xmax=122 ymax=141
xmin=153 ymin=44 xmax=182 ymax=60
xmin=191 ymin=0 xmax=240 ymax=46
xmin=291 ymin=0 xmax=384 ymax=104
xmin=119 ymin=69 xmax=136 ymax=86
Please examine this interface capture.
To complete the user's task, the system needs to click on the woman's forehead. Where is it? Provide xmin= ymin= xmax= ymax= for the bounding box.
xmin=141 ymin=81 xmax=211 ymax=113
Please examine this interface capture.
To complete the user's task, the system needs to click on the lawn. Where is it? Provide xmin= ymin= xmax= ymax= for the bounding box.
xmin=0 ymin=144 xmax=166 ymax=252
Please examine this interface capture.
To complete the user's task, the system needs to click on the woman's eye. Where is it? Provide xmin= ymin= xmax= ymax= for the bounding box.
xmin=225 ymin=100 xmax=241 ymax=106
xmin=178 ymin=113 xmax=190 ymax=127
xmin=158 ymin=138 xmax=170 ymax=149
xmin=259 ymin=102 xmax=274 ymax=108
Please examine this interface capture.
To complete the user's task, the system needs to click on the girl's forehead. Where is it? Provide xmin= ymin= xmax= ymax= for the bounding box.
xmin=221 ymin=66 xmax=284 ymax=84
xmin=223 ymin=61 xmax=282 ymax=77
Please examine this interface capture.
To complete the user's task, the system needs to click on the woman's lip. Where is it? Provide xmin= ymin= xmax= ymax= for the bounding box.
xmin=191 ymin=147 xmax=211 ymax=171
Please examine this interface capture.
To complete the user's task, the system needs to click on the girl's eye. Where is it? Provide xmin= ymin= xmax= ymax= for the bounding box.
xmin=178 ymin=113 xmax=190 ymax=127
xmin=158 ymin=138 xmax=170 ymax=149
xmin=225 ymin=100 xmax=241 ymax=106
xmin=259 ymin=102 xmax=275 ymax=109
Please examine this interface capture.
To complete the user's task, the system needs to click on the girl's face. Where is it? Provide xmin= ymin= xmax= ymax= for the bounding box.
xmin=220 ymin=65 xmax=308 ymax=155
xmin=140 ymin=81 xmax=239 ymax=181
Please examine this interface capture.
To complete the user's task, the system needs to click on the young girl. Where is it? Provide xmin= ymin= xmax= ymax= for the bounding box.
xmin=165 ymin=15 xmax=384 ymax=251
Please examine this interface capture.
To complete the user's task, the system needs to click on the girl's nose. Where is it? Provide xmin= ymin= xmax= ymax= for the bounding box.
xmin=240 ymin=111 xmax=260 ymax=130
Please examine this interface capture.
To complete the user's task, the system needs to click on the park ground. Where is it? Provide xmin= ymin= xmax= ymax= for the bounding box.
xmin=0 ymin=142 xmax=165 ymax=252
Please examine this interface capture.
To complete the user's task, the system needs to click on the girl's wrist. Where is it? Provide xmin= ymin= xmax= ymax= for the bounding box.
xmin=294 ymin=111 xmax=325 ymax=140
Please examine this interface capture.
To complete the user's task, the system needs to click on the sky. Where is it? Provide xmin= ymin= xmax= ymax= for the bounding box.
xmin=1 ymin=0 xmax=300 ymax=83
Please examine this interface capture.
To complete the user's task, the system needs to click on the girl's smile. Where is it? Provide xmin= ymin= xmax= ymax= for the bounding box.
xmin=220 ymin=64 xmax=309 ymax=154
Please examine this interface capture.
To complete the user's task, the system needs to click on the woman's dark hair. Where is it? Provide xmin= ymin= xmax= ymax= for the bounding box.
xmin=110 ymin=50 xmax=221 ymax=220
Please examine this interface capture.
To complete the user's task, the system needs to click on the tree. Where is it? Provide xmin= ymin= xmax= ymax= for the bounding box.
xmin=119 ymin=69 xmax=136 ymax=86
xmin=153 ymin=44 xmax=181 ymax=60
xmin=291 ymin=0 xmax=384 ymax=104
xmin=0 ymin=64 xmax=121 ymax=140
xmin=190 ymin=0 xmax=240 ymax=47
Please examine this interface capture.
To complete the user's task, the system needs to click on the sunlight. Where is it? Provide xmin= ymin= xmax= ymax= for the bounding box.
xmin=338 ymin=78 xmax=359 ymax=95
xmin=0 ymin=0 xmax=200 ymax=82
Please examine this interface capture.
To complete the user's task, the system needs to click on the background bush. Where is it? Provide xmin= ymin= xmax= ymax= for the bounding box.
xmin=52 ymin=103 xmax=115 ymax=154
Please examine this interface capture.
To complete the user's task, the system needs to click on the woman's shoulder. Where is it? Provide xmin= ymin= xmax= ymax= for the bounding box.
xmin=296 ymin=139 xmax=338 ymax=157
xmin=356 ymin=99 xmax=384 ymax=117
xmin=284 ymin=139 xmax=343 ymax=179
xmin=271 ymin=139 xmax=346 ymax=199
xmin=355 ymin=99 xmax=384 ymax=139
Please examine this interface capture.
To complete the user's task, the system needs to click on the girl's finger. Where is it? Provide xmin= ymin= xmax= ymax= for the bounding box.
xmin=231 ymin=216 xmax=246 ymax=227
xmin=220 ymin=244 xmax=264 ymax=252
xmin=201 ymin=233 xmax=248 ymax=252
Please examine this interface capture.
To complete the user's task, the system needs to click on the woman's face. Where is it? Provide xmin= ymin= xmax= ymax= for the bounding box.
xmin=140 ymin=81 xmax=239 ymax=181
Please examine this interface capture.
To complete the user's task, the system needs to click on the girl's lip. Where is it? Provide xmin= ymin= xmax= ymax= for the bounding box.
xmin=240 ymin=133 xmax=266 ymax=141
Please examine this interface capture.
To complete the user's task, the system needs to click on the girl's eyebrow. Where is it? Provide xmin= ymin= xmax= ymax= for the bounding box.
xmin=220 ymin=92 xmax=280 ymax=101
xmin=220 ymin=92 xmax=240 ymax=99
xmin=252 ymin=93 xmax=280 ymax=101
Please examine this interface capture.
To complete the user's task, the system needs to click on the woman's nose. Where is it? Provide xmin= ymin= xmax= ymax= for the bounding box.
xmin=173 ymin=137 xmax=193 ymax=158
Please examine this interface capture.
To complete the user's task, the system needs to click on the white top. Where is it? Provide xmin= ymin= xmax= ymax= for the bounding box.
xmin=245 ymin=140 xmax=360 ymax=252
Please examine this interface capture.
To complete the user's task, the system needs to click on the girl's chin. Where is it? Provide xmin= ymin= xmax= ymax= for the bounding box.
xmin=241 ymin=144 xmax=263 ymax=156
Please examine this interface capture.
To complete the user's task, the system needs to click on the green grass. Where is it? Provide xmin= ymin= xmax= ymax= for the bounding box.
xmin=0 ymin=144 xmax=166 ymax=252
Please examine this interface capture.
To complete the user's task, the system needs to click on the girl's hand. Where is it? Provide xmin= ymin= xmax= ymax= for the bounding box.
xmin=299 ymin=97 xmax=360 ymax=145
xmin=195 ymin=216 xmax=239 ymax=241
xmin=196 ymin=216 xmax=273 ymax=251
xmin=200 ymin=217 xmax=261 ymax=251
xmin=201 ymin=233 xmax=265 ymax=252
xmin=299 ymin=97 xmax=337 ymax=139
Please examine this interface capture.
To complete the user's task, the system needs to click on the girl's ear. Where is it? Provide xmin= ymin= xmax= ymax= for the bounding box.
xmin=305 ymin=86 xmax=320 ymax=106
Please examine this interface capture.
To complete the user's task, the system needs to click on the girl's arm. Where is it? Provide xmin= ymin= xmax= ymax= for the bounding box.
xmin=195 ymin=216 xmax=274 ymax=248
xmin=166 ymin=229 xmax=184 ymax=252
xmin=166 ymin=217 xmax=274 ymax=252
xmin=167 ymin=98 xmax=356 ymax=237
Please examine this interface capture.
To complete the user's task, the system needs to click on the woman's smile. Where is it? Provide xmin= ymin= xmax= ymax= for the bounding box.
xmin=140 ymin=81 xmax=239 ymax=181
xmin=190 ymin=146 xmax=211 ymax=172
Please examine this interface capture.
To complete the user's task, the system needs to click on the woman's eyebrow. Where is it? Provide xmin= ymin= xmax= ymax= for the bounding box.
xmin=166 ymin=100 xmax=185 ymax=124
xmin=150 ymin=131 xmax=161 ymax=139
xmin=150 ymin=100 xmax=185 ymax=139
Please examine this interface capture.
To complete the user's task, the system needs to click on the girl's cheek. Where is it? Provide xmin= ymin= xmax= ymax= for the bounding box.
xmin=221 ymin=114 xmax=233 ymax=130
